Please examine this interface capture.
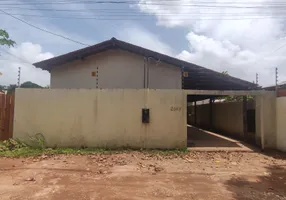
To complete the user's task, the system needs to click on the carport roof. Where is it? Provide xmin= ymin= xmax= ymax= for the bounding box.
xmin=34 ymin=37 xmax=258 ymax=90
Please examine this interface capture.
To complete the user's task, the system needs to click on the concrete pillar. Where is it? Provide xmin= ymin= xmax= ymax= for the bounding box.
xmin=243 ymin=96 xmax=247 ymax=140
xmin=255 ymin=94 xmax=276 ymax=149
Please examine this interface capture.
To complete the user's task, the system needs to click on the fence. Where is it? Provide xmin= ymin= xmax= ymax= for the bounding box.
xmin=0 ymin=94 xmax=14 ymax=141
xmin=13 ymin=89 xmax=187 ymax=149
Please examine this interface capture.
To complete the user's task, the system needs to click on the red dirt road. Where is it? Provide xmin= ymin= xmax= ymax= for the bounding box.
xmin=0 ymin=151 xmax=285 ymax=200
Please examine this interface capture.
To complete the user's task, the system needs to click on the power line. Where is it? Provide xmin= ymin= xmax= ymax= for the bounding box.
xmin=0 ymin=47 xmax=32 ymax=64
xmin=2 ymin=0 xmax=286 ymax=6
xmin=1 ymin=12 xmax=286 ymax=17
xmin=0 ymin=58 xmax=29 ymax=63
xmin=3 ymin=1 xmax=286 ymax=8
xmin=250 ymin=38 xmax=286 ymax=67
xmin=2 ymin=0 xmax=286 ymax=2
xmin=0 ymin=9 xmax=89 ymax=46
xmin=4 ymin=7 xmax=286 ymax=15
xmin=1 ymin=13 xmax=286 ymax=20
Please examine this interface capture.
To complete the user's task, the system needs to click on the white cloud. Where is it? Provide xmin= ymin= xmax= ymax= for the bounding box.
xmin=137 ymin=0 xmax=286 ymax=86
xmin=0 ymin=43 xmax=54 ymax=86
xmin=0 ymin=0 xmax=96 ymax=86
xmin=117 ymin=25 xmax=174 ymax=56
xmin=177 ymin=32 xmax=286 ymax=86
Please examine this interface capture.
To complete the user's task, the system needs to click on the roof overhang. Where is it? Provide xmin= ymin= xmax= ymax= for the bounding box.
xmin=34 ymin=37 xmax=259 ymax=91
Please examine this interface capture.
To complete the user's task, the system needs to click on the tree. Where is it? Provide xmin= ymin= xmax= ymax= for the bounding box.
xmin=219 ymin=71 xmax=253 ymax=102
xmin=20 ymin=81 xmax=43 ymax=88
xmin=7 ymin=84 xmax=17 ymax=95
xmin=0 ymin=29 xmax=15 ymax=47
xmin=222 ymin=71 xmax=229 ymax=75
xmin=0 ymin=85 xmax=5 ymax=93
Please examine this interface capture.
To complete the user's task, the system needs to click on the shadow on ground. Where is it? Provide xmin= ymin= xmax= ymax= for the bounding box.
xmin=187 ymin=126 xmax=242 ymax=148
xmin=225 ymin=165 xmax=286 ymax=200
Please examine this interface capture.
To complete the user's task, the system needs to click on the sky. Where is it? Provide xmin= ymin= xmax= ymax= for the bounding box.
xmin=1 ymin=0 xmax=286 ymax=87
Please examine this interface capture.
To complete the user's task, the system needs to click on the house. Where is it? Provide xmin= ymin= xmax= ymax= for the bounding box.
xmin=263 ymin=81 xmax=286 ymax=91
xmin=34 ymin=37 xmax=257 ymax=90
xmin=16 ymin=38 xmax=280 ymax=150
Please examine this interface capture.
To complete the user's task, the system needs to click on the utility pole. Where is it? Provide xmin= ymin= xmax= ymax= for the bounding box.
xmin=17 ymin=67 xmax=21 ymax=87
xmin=256 ymin=73 xmax=258 ymax=85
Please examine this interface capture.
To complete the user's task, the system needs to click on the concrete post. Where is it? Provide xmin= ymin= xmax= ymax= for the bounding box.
xmin=243 ymin=96 xmax=247 ymax=140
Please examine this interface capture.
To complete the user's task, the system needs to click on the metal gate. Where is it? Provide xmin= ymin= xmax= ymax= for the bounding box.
xmin=0 ymin=94 xmax=14 ymax=141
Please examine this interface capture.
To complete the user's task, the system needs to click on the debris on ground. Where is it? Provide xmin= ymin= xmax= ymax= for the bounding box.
xmin=0 ymin=151 xmax=285 ymax=200
xmin=24 ymin=177 xmax=35 ymax=182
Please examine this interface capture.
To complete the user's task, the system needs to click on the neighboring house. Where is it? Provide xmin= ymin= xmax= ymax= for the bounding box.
xmin=34 ymin=37 xmax=257 ymax=90
xmin=264 ymin=81 xmax=286 ymax=97
xmin=263 ymin=81 xmax=286 ymax=91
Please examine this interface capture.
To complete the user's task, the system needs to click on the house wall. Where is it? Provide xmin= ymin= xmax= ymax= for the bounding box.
xmin=276 ymin=97 xmax=286 ymax=152
xmin=50 ymin=49 xmax=182 ymax=89
xmin=212 ymin=102 xmax=244 ymax=137
xmin=13 ymin=89 xmax=186 ymax=149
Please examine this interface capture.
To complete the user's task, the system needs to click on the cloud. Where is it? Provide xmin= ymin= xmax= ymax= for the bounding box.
xmin=0 ymin=0 xmax=97 ymax=86
xmin=117 ymin=25 xmax=174 ymax=56
xmin=177 ymin=32 xmax=286 ymax=86
xmin=137 ymin=0 xmax=286 ymax=86
xmin=0 ymin=43 xmax=54 ymax=86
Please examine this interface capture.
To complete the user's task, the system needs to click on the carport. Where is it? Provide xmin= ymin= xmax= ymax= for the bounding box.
xmin=181 ymin=65 xmax=276 ymax=150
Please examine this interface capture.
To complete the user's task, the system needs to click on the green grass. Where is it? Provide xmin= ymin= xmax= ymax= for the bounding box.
xmin=0 ymin=147 xmax=188 ymax=158
xmin=0 ymin=147 xmax=110 ymax=158
xmin=0 ymin=138 xmax=188 ymax=158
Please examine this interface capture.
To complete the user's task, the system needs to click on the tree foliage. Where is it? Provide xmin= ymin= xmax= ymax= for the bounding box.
xmin=0 ymin=81 xmax=43 ymax=95
xmin=222 ymin=71 xmax=228 ymax=75
xmin=219 ymin=71 xmax=253 ymax=102
xmin=0 ymin=29 xmax=16 ymax=47
xmin=7 ymin=84 xmax=17 ymax=95
xmin=20 ymin=81 xmax=43 ymax=88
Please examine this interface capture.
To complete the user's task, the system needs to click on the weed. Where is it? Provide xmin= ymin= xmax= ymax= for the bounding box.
xmin=0 ymin=138 xmax=27 ymax=151
xmin=29 ymin=133 xmax=46 ymax=149
xmin=0 ymin=137 xmax=188 ymax=158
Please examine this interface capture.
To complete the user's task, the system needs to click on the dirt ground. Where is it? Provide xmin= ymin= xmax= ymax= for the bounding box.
xmin=0 ymin=150 xmax=285 ymax=200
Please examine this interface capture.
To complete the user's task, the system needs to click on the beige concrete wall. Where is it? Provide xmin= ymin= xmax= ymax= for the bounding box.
xmin=212 ymin=102 xmax=244 ymax=137
xmin=190 ymin=102 xmax=244 ymax=138
xmin=51 ymin=49 xmax=182 ymax=89
xmin=13 ymin=89 xmax=186 ymax=149
xmin=255 ymin=94 xmax=277 ymax=149
xmin=276 ymin=97 xmax=286 ymax=152
xmin=194 ymin=103 xmax=210 ymax=128
xmin=191 ymin=95 xmax=277 ymax=149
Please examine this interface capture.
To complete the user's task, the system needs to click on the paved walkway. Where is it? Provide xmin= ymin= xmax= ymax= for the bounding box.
xmin=187 ymin=125 xmax=253 ymax=152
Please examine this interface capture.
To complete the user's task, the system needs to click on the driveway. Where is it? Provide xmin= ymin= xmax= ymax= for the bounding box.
xmin=187 ymin=125 xmax=253 ymax=151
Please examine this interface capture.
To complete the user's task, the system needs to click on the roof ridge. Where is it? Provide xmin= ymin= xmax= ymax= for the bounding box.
xmin=34 ymin=37 xmax=257 ymax=90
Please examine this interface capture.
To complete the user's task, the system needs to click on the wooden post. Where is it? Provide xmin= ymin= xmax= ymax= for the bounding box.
xmin=243 ymin=96 xmax=247 ymax=140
